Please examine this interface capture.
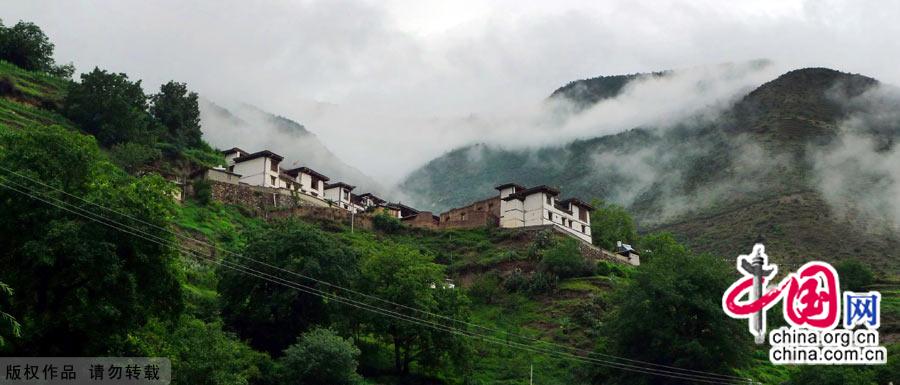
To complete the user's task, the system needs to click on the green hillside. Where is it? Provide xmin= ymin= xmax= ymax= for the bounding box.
xmin=400 ymin=68 xmax=900 ymax=275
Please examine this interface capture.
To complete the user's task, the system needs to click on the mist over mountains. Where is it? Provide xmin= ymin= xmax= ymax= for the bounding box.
xmin=399 ymin=65 xmax=900 ymax=271
xmin=198 ymin=100 xmax=385 ymax=195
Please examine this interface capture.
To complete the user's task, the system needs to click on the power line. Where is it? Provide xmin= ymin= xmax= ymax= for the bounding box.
xmin=0 ymin=171 xmax=756 ymax=384
xmin=0 ymin=170 xmax=755 ymax=384
xmin=0 ymin=165 xmax=751 ymax=383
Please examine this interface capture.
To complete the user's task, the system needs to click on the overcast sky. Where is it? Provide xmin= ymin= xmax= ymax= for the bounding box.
xmin=4 ymin=0 xmax=900 ymax=183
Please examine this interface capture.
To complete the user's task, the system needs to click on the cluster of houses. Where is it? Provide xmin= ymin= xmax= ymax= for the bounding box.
xmin=192 ymin=147 xmax=417 ymax=218
xmin=192 ymin=147 xmax=631 ymax=252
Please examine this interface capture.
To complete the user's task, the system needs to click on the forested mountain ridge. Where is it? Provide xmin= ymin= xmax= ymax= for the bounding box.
xmin=400 ymin=67 xmax=900 ymax=273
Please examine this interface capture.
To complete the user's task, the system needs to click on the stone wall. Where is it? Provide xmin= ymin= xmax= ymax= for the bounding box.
xmin=268 ymin=206 xmax=374 ymax=230
xmin=401 ymin=212 xmax=440 ymax=229
xmin=205 ymin=181 xmax=299 ymax=214
xmin=438 ymin=196 xmax=501 ymax=229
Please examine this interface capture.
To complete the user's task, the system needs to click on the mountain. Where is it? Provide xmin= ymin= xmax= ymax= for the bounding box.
xmin=199 ymin=100 xmax=386 ymax=195
xmin=399 ymin=68 xmax=900 ymax=273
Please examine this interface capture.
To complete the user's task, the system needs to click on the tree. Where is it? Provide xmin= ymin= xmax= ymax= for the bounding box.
xmin=637 ymin=232 xmax=688 ymax=264
xmin=278 ymin=327 xmax=361 ymax=385
xmin=64 ymin=68 xmax=156 ymax=147
xmin=835 ymin=259 xmax=874 ymax=292
xmin=593 ymin=242 xmax=749 ymax=385
xmin=0 ymin=125 xmax=183 ymax=355
xmin=131 ymin=316 xmax=271 ymax=385
xmin=109 ymin=141 xmax=162 ymax=174
xmin=0 ymin=20 xmax=55 ymax=72
xmin=590 ymin=199 xmax=638 ymax=251
xmin=359 ymin=243 xmax=471 ymax=374
xmin=150 ymin=81 xmax=203 ymax=148
xmin=218 ymin=220 xmax=359 ymax=355
xmin=0 ymin=282 xmax=21 ymax=349
xmin=539 ymin=238 xmax=591 ymax=278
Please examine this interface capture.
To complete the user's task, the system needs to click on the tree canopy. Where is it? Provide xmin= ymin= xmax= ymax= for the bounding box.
xmin=593 ymin=240 xmax=749 ymax=385
xmin=64 ymin=68 xmax=156 ymax=147
xmin=278 ymin=327 xmax=362 ymax=385
xmin=150 ymin=81 xmax=203 ymax=148
xmin=218 ymin=220 xmax=360 ymax=355
xmin=0 ymin=124 xmax=183 ymax=355
xmin=590 ymin=199 xmax=638 ymax=251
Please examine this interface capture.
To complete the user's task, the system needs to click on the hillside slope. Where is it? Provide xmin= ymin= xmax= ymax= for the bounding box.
xmin=399 ymin=68 xmax=900 ymax=273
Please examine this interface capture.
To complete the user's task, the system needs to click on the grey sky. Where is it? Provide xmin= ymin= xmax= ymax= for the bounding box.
xmin=4 ymin=0 xmax=899 ymax=183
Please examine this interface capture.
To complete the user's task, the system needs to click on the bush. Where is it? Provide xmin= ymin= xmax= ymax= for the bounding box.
xmin=539 ymin=238 xmax=592 ymax=279
xmin=109 ymin=141 xmax=161 ymax=173
xmin=192 ymin=179 xmax=212 ymax=206
xmin=278 ymin=327 xmax=362 ymax=385
xmin=503 ymin=271 xmax=558 ymax=295
xmin=468 ymin=272 xmax=504 ymax=304
xmin=372 ymin=212 xmax=403 ymax=234
xmin=835 ymin=259 xmax=874 ymax=292
xmin=595 ymin=260 xmax=630 ymax=278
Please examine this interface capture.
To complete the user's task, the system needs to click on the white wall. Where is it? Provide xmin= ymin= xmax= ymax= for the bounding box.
xmin=498 ymin=191 xmax=592 ymax=243
xmin=233 ymin=157 xmax=280 ymax=187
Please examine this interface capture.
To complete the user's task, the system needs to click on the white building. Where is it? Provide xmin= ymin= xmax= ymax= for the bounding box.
xmin=324 ymin=182 xmax=356 ymax=211
xmin=283 ymin=166 xmax=329 ymax=198
xmin=496 ymin=183 xmax=593 ymax=243
xmin=352 ymin=193 xmax=386 ymax=212
xmin=226 ymin=150 xmax=284 ymax=188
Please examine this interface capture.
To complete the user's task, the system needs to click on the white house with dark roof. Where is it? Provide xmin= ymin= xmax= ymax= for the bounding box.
xmin=227 ymin=150 xmax=284 ymax=188
xmin=324 ymin=182 xmax=356 ymax=211
xmin=283 ymin=166 xmax=329 ymax=198
xmin=496 ymin=183 xmax=593 ymax=243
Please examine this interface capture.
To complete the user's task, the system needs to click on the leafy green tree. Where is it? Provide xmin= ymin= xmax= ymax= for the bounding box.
xmin=150 ymin=81 xmax=203 ymax=148
xmin=109 ymin=141 xmax=162 ymax=174
xmin=593 ymin=242 xmax=749 ymax=384
xmin=0 ymin=282 xmax=21 ymax=349
xmin=637 ymin=232 xmax=688 ymax=264
xmin=278 ymin=327 xmax=362 ymax=385
xmin=0 ymin=125 xmax=183 ymax=355
xmin=218 ymin=220 xmax=359 ymax=355
xmin=359 ymin=243 xmax=470 ymax=374
xmin=835 ymin=259 xmax=874 ymax=292
xmin=0 ymin=20 xmax=55 ymax=72
xmin=64 ymin=68 xmax=157 ymax=147
xmin=590 ymin=199 xmax=638 ymax=251
xmin=539 ymin=238 xmax=591 ymax=278
xmin=132 ymin=316 xmax=271 ymax=385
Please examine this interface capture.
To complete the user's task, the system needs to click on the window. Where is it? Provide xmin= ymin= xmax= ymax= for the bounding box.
xmin=546 ymin=195 xmax=551 ymax=205
xmin=270 ymin=176 xmax=277 ymax=185
xmin=547 ymin=211 xmax=552 ymax=220
xmin=228 ymin=165 xmax=234 ymax=172
xmin=582 ymin=224 xmax=587 ymax=233
xmin=343 ymin=191 xmax=349 ymax=200
xmin=578 ymin=208 xmax=587 ymax=221
xmin=270 ymin=160 xmax=279 ymax=172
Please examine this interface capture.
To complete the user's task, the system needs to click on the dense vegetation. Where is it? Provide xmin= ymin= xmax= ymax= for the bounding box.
xmin=0 ymin=19 xmax=896 ymax=385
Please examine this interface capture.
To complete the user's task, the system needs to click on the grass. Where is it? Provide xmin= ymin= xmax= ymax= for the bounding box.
xmin=0 ymin=60 xmax=69 ymax=105
xmin=174 ymin=200 xmax=265 ymax=251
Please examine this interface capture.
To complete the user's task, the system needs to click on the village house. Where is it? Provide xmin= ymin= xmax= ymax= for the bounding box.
xmin=353 ymin=192 xmax=386 ymax=211
xmin=497 ymin=183 xmax=593 ymax=243
xmin=437 ymin=183 xmax=593 ymax=243
xmin=283 ymin=166 xmax=329 ymax=198
xmin=324 ymin=182 xmax=356 ymax=211
xmin=226 ymin=149 xmax=284 ymax=188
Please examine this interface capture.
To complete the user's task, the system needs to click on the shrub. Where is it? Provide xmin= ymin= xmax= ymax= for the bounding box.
xmin=278 ymin=328 xmax=362 ymax=385
xmin=468 ymin=272 xmax=504 ymax=304
xmin=835 ymin=259 xmax=874 ymax=292
xmin=109 ymin=141 xmax=161 ymax=173
xmin=192 ymin=179 xmax=212 ymax=206
xmin=540 ymin=238 xmax=591 ymax=279
xmin=372 ymin=212 xmax=403 ymax=234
